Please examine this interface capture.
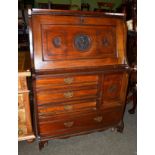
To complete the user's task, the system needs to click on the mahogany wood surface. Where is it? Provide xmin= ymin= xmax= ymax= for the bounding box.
xmin=28 ymin=9 xmax=129 ymax=150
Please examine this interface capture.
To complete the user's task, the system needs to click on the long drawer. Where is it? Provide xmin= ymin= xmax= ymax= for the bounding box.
xmin=38 ymin=107 xmax=122 ymax=137
xmin=36 ymin=86 xmax=98 ymax=105
xmin=36 ymin=74 xmax=99 ymax=90
xmin=38 ymin=100 xmax=97 ymax=116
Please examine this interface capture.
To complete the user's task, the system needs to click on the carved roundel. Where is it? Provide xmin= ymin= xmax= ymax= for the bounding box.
xmin=74 ymin=34 xmax=91 ymax=51
xmin=52 ymin=36 xmax=61 ymax=48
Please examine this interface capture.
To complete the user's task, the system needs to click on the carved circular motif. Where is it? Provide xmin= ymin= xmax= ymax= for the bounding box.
xmin=52 ymin=37 xmax=61 ymax=48
xmin=74 ymin=34 xmax=91 ymax=51
xmin=108 ymin=84 xmax=117 ymax=93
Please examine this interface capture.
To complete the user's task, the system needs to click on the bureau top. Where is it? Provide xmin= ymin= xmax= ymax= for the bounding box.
xmin=29 ymin=9 xmax=125 ymax=19
xmin=29 ymin=9 xmax=128 ymax=73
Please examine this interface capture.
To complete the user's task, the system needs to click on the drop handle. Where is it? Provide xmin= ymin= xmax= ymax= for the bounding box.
xmin=64 ymin=77 xmax=74 ymax=84
xmin=64 ymin=121 xmax=74 ymax=127
xmin=64 ymin=105 xmax=73 ymax=110
xmin=64 ymin=91 xmax=74 ymax=98
xmin=93 ymin=116 xmax=103 ymax=122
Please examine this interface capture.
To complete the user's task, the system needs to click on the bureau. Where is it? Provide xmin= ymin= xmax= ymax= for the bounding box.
xmin=28 ymin=9 xmax=129 ymax=150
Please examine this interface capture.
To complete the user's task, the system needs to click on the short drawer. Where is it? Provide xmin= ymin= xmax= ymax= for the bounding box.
xmin=36 ymin=87 xmax=98 ymax=105
xmin=36 ymin=74 xmax=99 ymax=90
xmin=38 ymin=108 xmax=122 ymax=137
xmin=38 ymin=100 xmax=97 ymax=116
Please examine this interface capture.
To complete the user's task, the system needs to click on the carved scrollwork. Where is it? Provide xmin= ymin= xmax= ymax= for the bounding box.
xmin=74 ymin=34 xmax=91 ymax=51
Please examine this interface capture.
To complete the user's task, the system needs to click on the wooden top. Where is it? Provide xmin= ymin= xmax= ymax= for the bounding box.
xmin=18 ymin=51 xmax=31 ymax=76
xmin=29 ymin=8 xmax=125 ymax=19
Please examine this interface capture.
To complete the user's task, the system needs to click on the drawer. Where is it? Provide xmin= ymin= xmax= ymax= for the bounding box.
xmin=38 ymin=100 xmax=97 ymax=116
xmin=36 ymin=74 xmax=99 ymax=90
xmin=36 ymin=87 xmax=98 ymax=105
xmin=18 ymin=76 xmax=28 ymax=91
xmin=38 ymin=108 xmax=122 ymax=137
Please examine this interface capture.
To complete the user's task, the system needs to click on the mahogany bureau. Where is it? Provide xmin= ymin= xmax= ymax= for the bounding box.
xmin=28 ymin=9 xmax=129 ymax=150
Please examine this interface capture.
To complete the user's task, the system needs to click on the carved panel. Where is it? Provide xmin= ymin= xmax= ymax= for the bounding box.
xmin=74 ymin=34 xmax=91 ymax=51
xmin=42 ymin=27 xmax=67 ymax=59
xmin=103 ymin=73 xmax=123 ymax=101
xmin=96 ymin=27 xmax=116 ymax=56
xmin=41 ymin=25 xmax=117 ymax=61
xmin=52 ymin=37 xmax=62 ymax=48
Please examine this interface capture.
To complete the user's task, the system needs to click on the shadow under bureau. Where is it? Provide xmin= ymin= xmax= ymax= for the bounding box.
xmin=28 ymin=9 xmax=129 ymax=150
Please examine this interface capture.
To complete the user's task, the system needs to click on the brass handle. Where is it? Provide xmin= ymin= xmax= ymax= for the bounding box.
xmin=18 ymin=129 xmax=23 ymax=136
xmin=64 ymin=105 xmax=73 ymax=110
xmin=64 ymin=121 xmax=74 ymax=127
xmin=64 ymin=77 xmax=74 ymax=84
xmin=64 ymin=91 xmax=74 ymax=98
xmin=93 ymin=116 xmax=103 ymax=122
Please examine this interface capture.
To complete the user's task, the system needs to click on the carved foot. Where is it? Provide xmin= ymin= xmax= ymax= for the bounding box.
xmin=116 ymin=120 xmax=124 ymax=133
xmin=39 ymin=141 xmax=48 ymax=150
xmin=111 ymin=127 xmax=117 ymax=132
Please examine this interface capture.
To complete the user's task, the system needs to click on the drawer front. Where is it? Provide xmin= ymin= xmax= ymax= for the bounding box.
xmin=38 ymin=100 xmax=97 ymax=116
xmin=42 ymin=25 xmax=116 ymax=61
xmin=36 ymin=74 xmax=99 ymax=90
xmin=38 ymin=108 xmax=122 ymax=137
xmin=18 ymin=76 xmax=28 ymax=91
xmin=36 ymin=87 xmax=98 ymax=105
xmin=102 ymin=72 xmax=128 ymax=107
